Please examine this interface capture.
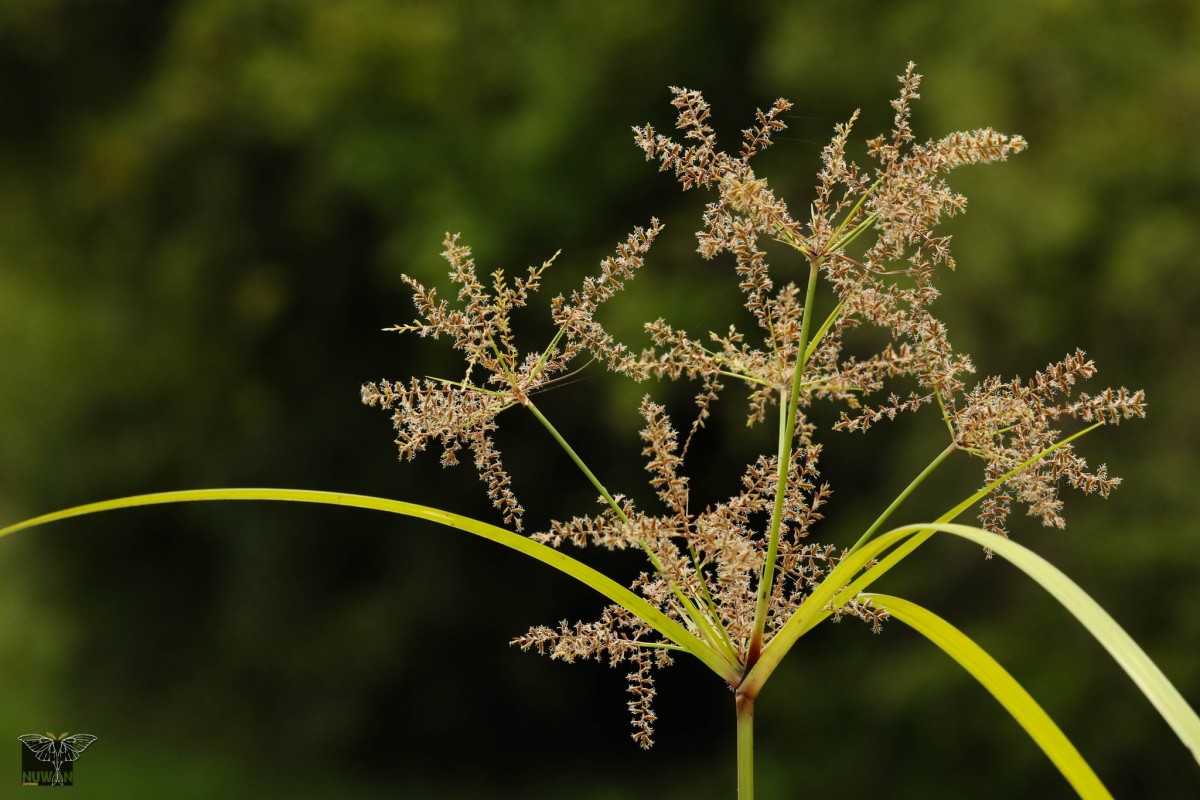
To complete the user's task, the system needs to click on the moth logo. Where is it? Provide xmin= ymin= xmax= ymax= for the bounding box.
xmin=18 ymin=733 xmax=97 ymax=787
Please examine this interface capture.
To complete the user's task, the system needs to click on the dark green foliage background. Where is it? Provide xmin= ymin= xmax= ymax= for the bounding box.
xmin=0 ymin=1 xmax=1197 ymax=797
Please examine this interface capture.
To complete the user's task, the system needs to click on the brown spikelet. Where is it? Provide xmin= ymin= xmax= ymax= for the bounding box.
xmin=363 ymin=237 xmax=571 ymax=530
xmin=626 ymin=648 xmax=658 ymax=749
xmin=945 ymin=349 xmax=1146 ymax=536
xmin=553 ymin=220 xmax=664 ymax=378
xmin=639 ymin=397 xmax=689 ymax=518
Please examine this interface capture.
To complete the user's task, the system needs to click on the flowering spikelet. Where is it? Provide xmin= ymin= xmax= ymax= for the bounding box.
xmin=946 ymin=349 xmax=1146 ymax=536
xmin=551 ymin=220 xmax=664 ymax=379
xmin=362 ymin=234 xmax=567 ymax=531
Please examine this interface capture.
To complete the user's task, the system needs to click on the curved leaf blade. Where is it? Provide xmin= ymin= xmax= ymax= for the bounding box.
xmin=0 ymin=488 xmax=742 ymax=683
xmin=866 ymin=592 xmax=1112 ymax=799
xmin=906 ymin=523 xmax=1200 ymax=767
xmin=748 ymin=521 xmax=1200 ymax=768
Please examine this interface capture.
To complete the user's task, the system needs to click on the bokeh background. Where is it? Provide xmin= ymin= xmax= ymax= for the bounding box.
xmin=1 ymin=1 xmax=1197 ymax=797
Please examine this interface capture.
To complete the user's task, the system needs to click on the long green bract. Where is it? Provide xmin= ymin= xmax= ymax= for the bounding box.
xmin=742 ymin=522 xmax=1200 ymax=767
xmin=0 ymin=488 xmax=742 ymax=684
xmin=865 ymin=592 xmax=1112 ymax=799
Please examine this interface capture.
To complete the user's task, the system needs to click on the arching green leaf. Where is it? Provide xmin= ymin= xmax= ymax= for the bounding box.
xmin=0 ymin=488 xmax=742 ymax=683
xmin=866 ymin=592 xmax=1112 ymax=799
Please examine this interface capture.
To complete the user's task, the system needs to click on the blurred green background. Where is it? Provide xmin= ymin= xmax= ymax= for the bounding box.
xmin=1 ymin=1 xmax=1197 ymax=797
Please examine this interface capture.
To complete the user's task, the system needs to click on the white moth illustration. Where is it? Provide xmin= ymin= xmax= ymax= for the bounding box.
xmin=19 ymin=732 xmax=98 ymax=786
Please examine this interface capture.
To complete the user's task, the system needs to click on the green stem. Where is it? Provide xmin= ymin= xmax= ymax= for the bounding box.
xmin=820 ymin=421 xmax=1109 ymax=630
xmin=687 ymin=542 xmax=739 ymax=655
xmin=803 ymin=298 xmax=846 ymax=365
xmin=425 ymin=376 xmax=512 ymax=399
xmin=846 ymin=442 xmax=957 ymax=556
xmin=528 ymin=326 xmax=568 ymax=385
xmin=934 ymin=389 xmax=955 ymax=439
xmin=825 ymin=178 xmax=881 ymax=249
xmin=736 ymin=689 xmax=755 ymax=800
xmin=525 ymin=399 xmax=626 ymax=522
xmin=830 ymin=210 xmax=879 ymax=252
xmin=748 ymin=255 xmax=822 ymax=660
xmin=713 ymin=369 xmax=775 ymax=388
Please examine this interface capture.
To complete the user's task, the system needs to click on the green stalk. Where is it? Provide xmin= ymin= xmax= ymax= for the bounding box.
xmin=803 ymin=298 xmax=846 ymax=365
xmin=528 ymin=326 xmax=568 ymax=384
xmin=524 ymin=399 xmax=741 ymax=671
xmin=747 ymin=254 xmax=821 ymax=661
xmin=934 ymin=389 xmax=956 ymax=438
xmin=846 ymin=442 xmax=957 ymax=556
xmin=824 ymin=178 xmax=880 ymax=249
xmin=829 ymin=210 xmax=878 ymax=252
xmin=525 ymin=399 xmax=626 ymax=519
xmin=736 ymin=689 xmax=755 ymax=800
xmin=821 ymin=422 xmax=1109 ymax=632
xmin=686 ymin=541 xmax=739 ymax=656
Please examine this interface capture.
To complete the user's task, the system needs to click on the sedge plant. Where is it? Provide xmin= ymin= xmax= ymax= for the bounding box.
xmin=3 ymin=64 xmax=1198 ymax=798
